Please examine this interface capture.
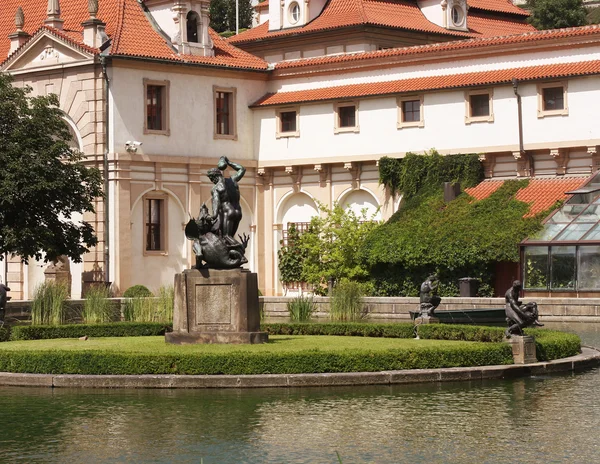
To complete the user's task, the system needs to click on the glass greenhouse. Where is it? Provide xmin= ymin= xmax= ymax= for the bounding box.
xmin=521 ymin=173 xmax=600 ymax=294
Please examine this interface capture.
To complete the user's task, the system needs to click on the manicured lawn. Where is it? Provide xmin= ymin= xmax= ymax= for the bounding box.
xmin=0 ymin=335 xmax=486 ymax=354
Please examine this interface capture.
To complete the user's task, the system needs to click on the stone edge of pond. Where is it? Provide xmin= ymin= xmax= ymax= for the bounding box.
xmin=1 ymin=346 xmax=598 ymax=389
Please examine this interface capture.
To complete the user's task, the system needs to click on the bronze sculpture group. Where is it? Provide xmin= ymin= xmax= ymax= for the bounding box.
xmin=185 ymin=156 xmax=249 ymax=269
xmin=504 ymin=280 xmax=543 ymax=337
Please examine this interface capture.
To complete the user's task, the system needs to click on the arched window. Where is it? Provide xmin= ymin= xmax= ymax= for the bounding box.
xmin=186 ymin=12 xmax=199 ymax=43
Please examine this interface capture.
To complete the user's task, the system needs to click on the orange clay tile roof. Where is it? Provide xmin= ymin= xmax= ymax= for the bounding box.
xmin=468 ymin=0 xmax=529 ymax=16
xmin=255 ymin=1 xmax=269 ymax=9
xmin=229 ymin=0 xmax=533 ymax=44
xmin=0 ymin=0 xmax=269 ymax=71
xmin=274 ymin=24 xmax=600 ymax=70
xmin=465 ymin=177 xmax=589 ymax=217
xmin=252 ymin=60 xmax=600 ymax=106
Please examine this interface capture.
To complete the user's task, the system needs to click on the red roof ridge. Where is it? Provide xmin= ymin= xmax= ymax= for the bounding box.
xmin=274 ymin=24 xmax=600 ymax=70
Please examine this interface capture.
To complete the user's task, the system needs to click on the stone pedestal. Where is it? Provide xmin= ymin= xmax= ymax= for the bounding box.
xmin=416 ymin=315 xmax=440 ymax=324
xmin=165 ymin=268 xmax=268 ymax=344
xmin=507 ymin=335 xmax=537 ymax=364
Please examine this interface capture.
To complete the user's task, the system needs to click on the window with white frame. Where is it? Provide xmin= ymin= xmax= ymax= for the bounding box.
xmin=465 ymin=89 xmax=494 ymax=124
xmin=276 ymin=108 xmax=300 ymax=138
xmin=334 ymin=101 xmax=359 ymax=133
xmin=538 ymin=82 xmax=568 ymax=118
xmin=397 ymin=95 xmax=424 ymax=128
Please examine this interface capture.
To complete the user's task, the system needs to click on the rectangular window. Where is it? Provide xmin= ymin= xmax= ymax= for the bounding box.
xmin=470 ymin=94 xmax=489 ymax=117
xmin=464 ymin=90 xmax=493 ymax=124
xmin=147 ymin=86 xmax=163 ymax=131
xmin=524 ymin=246 xmax=549 ymax=290
xmin=402 ymin=99 xmax=420 ymax=122
xmin=543 ymin=87 xmax=564 ymax=111
xmin=550 ymin=245 xmax=576 ymax=290
xmin=146 ymin=198 xmax=163 ymax=251
xmin=339 ymin=105 xmax=356 ymax=127
xmin=280 ymin=111 xmax=297 ymax=132
xmin=537 ymin=82 xmax=568 ymax=117
xmin=144 ymin=79 xmax=170 ymax=135
xmin=213 ymin=86 xmax=237 ymax=140
xmin=397 ymin=95 xmax=424 ymax=128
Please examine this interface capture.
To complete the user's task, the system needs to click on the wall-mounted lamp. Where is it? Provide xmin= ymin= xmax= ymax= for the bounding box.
xmin=125 ymin=141 xmax=142 ymax=153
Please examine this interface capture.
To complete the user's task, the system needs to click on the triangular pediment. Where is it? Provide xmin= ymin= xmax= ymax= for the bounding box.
xmin=2 ymin=30 xmax=94 ymax=73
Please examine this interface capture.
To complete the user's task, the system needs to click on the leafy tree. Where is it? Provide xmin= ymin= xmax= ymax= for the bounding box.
xmin=0 ymin=73 xmax=103 ymax=263
xmin=277 ymin=223 xmax=306 ymax=291
xmin=210 ymin=0 xmax=253 ymax=33
xmin=526 ymin=0 xmax=588 ymax=30
xmin=280 ymin=202 xmax=380 ymax=295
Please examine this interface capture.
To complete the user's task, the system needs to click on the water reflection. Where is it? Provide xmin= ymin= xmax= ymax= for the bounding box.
xmin=1 ymin=323 xmax=600 ymax=463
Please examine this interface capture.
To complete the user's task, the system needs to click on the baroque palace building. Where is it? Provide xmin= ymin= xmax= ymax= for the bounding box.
xmin=1 ymin=0 xmax=600 ymax=297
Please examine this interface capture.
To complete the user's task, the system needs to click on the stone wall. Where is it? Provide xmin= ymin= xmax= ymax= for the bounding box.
xmin=262 ymin=296 xmax=600 ymax=322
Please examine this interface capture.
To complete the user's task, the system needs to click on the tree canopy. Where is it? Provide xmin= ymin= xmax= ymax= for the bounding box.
xmin=210 ymin=0 xmax=253 ymax=34
xmin=526 ymin=0 xmax=588 ymax=30
xmin=0 ymin=73 xmax=103 ymax=263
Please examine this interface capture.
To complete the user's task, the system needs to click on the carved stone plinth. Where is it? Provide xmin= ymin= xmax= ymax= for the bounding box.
xmin=507 ymin=335 xmax=537 ymax=364
xmin=416 ymin=315 xmax=440 ymax=324
xmin=165 ymin=268 xmax=268 ymax=344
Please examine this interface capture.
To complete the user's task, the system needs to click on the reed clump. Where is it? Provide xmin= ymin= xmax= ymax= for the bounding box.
xmin=31 ymin=281 xmax=69 ymax=325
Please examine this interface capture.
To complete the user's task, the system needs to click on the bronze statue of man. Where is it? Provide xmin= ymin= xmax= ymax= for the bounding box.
xmin=419 ymin=274 xmax=441 ymax=317
xmin=206 ymin=156 xmax=246 ymax=241
xmin=505 ymin=280 xmax=543 ymax=337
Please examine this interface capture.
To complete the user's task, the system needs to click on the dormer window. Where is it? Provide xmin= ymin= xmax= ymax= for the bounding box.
xmin=186 ymin=11 xmax=199 ymax=43
xmin=289 ymin=2 xmax=300 ymax=25
xmin=451 ymin=6 xmax=463 ymax=27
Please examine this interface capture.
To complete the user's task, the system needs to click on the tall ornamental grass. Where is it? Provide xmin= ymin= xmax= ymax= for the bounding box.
xmin=123 ymin=285 xmax=174 ymax=323
xmin=287 ymin=294 xmax=316 ymax=322
xmin=31 ymin=281 xmax=69 ymax=325
xmin=330 ymin=279 xmax=366 ymax=322
xmin=81 ymin=285 xmax=115 ymax=324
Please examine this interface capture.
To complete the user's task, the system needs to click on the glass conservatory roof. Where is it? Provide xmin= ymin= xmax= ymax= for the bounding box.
xmin=524 ymin=173 xmax=600 ymax=244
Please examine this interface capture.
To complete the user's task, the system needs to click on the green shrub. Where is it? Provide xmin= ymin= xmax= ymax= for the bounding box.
xmin=123 ymin=285 xmax=152 ymax=298
xmin=530 ymin=328 xmax=581 ymax=361
xmin=9 ymin=322 xmax=172 ymax=341
xmin=0 ymin=343 xmax=513 ymax=375
xmin=287 ymin=295 xmax=316 ymax=322
xmin=0 ymin=326 xmax=10 ymax=342
xmin=31 ymin=281 xmax=69 ymax=325
xmin=263 ymin=322 xmax=415 ymax=338
xmin=330 ymin=280 xmax=366 ymax=322
xmin=416 ymin=324 xmax=506 ymax=342
xmin=124 ymin=286 xmax=173 ymax=323
xmin=82 ymin=285 xmax=115 ymax=324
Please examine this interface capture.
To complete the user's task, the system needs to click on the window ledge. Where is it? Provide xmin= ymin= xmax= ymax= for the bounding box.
xmin=537 ymin=108 xmax=569 ymax=118
xmin=334 ymin=126 xmax=360 ymax=134
xmin=397 ymin=121 xmax=424 ymax=129
xmin=465 ymin=114 xmax=494 ymax=125
xmin=144 ymin=128 xmax=171 ymax=136
xmin=276 ymin=131 xmax=300 ymax=139
xmin=143 ymin=251 xmax=169 ymax=257
xmin=214 ymin=133 xmax=238 ymax=141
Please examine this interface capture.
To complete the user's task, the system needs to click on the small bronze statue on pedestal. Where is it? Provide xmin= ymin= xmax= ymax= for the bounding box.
xmin=505 ymin=280 xmax=543 ymax=337
xmin=419 ymin=274 xmax=441 ymax=317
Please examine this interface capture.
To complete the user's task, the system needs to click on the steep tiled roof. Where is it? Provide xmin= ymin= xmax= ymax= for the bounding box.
xmin=230 ymin=0 xmax=533 ymax=44
xmin=252 ymin=60 xmax=600 ymax=106
xmin=0 ymin=0 xmax=268 ymax=70
xmin=255 ymin=1 xmax=269 ymax=9
xmin=465 ymin=177 xmax=588 ymax=216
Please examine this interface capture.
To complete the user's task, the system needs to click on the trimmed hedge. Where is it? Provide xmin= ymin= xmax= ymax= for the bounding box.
xmin=263 ymin=323 xmax=581 ymax=361
xmin=0 ymin=344 xmax=513 ymax=375
xmin=263 ymin=322 xmax=415 ymax=338
xmin=9 ymin=322 xmax=171 ymax=341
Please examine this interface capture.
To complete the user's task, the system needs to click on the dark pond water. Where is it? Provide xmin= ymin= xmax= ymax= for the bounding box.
xmin=1 ymin=322 xmax=599 ymax=463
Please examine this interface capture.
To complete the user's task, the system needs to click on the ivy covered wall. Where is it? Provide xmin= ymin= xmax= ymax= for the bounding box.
xmin=364 ymin=151 xmax=553 ymax=296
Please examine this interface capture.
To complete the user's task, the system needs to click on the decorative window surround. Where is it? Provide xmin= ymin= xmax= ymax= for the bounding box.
xmin=397 ymin=95 xmax=424 ymax=128
xmin=334 ymin=101 xmax=359 ymax=133
xmin=143 ymin=78 xmax=170 ymax=135
xmin=465 ymin=89 xmax=494 ymax=124
xmin=213 ymin=86 xmax=238 ymax=140
xmin=143 ymin=192 xmax=168 ymax=256
xmin=538 ymin=81 xmax=569 ymax=118
xmin=276 ymin=107 xmax=300 ymax=138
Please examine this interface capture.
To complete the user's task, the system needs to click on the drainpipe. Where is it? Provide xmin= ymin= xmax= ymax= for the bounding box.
xmin=101 ymin=55 xmax=110 ymax=285
xmin=512 ymin=78 xmax=534 ymax=176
